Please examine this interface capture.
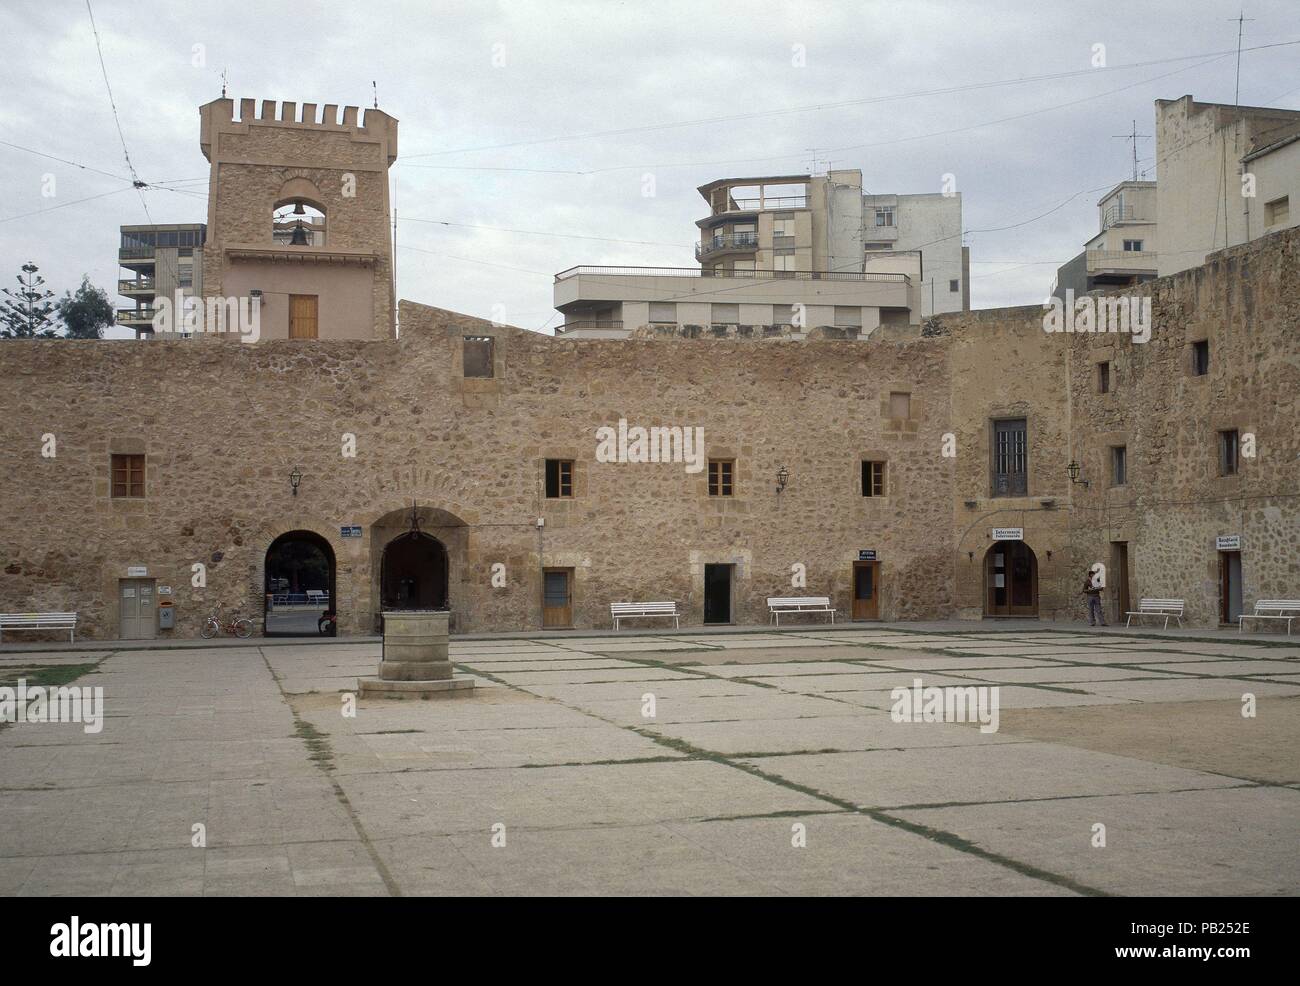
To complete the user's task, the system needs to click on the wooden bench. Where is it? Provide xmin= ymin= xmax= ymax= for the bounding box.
xmin=1239 ymin=600 xmax=1300 ymax=636
xmin=1124 ymin=599 xmax=1184 ymax=629
xmin=0 ymin=612 xmax=78 ymax=643
xmin=611 ymin=601 xmax=680 ymax=630
xmin=767 ymin=596 xmax=835 ymax=626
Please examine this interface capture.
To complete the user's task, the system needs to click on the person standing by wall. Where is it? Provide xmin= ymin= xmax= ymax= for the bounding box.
xmin=1083 ymin=565 xmax=1107 ymax=627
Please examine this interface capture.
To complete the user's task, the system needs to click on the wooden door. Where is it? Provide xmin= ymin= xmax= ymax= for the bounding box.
xmin=542 ymin=568 xmax=573 ymax=628
xmin=119 ymin=579 xmax=156 ymax=640
xmin=1220 ymin=551 xmax=1242 ymax=624
xmin=985 ymin=541 xmax=1038 ymax=617
xmin=852 ymin=561 xmax=879 ymax=620
xmin=1111 ymin=542 xmax=1131 ymax=624
xmin=289 ymin=294 xmax=319 ymax=339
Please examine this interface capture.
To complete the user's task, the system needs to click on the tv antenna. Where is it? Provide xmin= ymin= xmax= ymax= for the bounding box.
xmin=1112 ymin=120 xmax=1150 ymax=181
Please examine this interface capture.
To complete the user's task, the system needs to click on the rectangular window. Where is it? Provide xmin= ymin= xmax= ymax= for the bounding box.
xmin=708 ymin=459 xmax=734 ymax=497
xmin=1097 ymin=361 xmax=1111 ymax=393
xmin=463 ymin=336 xmax=494 ymax=377
xmin=1122 ymin=239 xmax=1144 ymax=252
xmin=772 ymin=216 xmax=795 ymax=237
xmin=949 ymin=279 xmax=960 ymax=292
xmin=861 ymin=460 xmax=885 ymax=497
xmin=649 ymin=301 xmax=676 ymax=324
xmin=1265 ymin=196 xmax=1290 ymax=227
xmin=111 ymin=454 xmax=145 ymax=498
xmin=889 ymin=391 xmax=911 ymax=420
xmin=875 ymin=208 xmax=895 ymax=227
xmin=1191 ymin=340 xmax=1209 ymax=376
xmin=1111 ymin=445 xmax=1127 ymax=486
xmin=992 ymin=418 xmax=1028 ymax=496
xmin=1219 ymin=429 xmax=1239 ymax=476
xmin=833 ymin=306 xmax=862 ymax=328
xmin=773 ymin=253 xmax=795 ymax=273
xmin=544 ymin=459 xmax=573 ymax=498
xmin=733 ymin=259 xmax=756 ymax=273
xmin=711 ymin=303 xmax=739 ymax=324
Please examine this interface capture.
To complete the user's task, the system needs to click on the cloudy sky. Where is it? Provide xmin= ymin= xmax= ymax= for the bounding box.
xmin=2 ymin=0 xmax=1296 ymax=337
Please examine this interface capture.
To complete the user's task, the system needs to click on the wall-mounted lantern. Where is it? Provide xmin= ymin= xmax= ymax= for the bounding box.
xmin=776 ymin=465 xmax=789 ymax=495
xmin=1066 ymin=460 xmax=1089 ymax=489
xmin=289 ymin=467 xmax=303 ymax=497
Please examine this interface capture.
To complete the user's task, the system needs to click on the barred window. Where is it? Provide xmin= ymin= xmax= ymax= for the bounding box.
xmin=708 ymin=459 xmax=734 ymax=497
xmin=111 ymin=454 xmax=145 ymax=498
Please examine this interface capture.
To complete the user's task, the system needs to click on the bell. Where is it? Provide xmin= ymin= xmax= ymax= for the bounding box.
xmin=292 ymin=200 xmax=305 ymax=215
xmin=290 ymin=220 xmax=309 ymax=246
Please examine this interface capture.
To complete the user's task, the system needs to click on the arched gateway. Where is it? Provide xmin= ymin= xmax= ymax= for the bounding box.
xmin=264 ymin=530 xmax=336 ymax=636
xmin=984 ymin=540 xmax=1039 ymax=617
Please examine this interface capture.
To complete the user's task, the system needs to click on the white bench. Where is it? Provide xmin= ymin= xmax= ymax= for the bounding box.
xmin=1239 ymin=600 xmax=1300 ymax=636
xmin=306 ymin=590 xmax=328 ymax=605
xmin=0 ymin=612 xmax=78 ymax=643
xmin=767 ymin=596 xmax=835 ymax=626
xmin=611 ymin=601 xmax=680 ymax=630
xmin=1124 ymin=599 xmax=1184 ymax=629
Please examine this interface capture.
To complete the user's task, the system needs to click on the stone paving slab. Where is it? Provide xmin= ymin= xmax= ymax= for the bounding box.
xmin=645 ymin=711 xmax=1025 ymax=756
xmin=740 ymin=743 xmax=1244 ymax=811
xmin=894 ymin=786 xmax=1300 ymax=896
xmin=3 ymin=628 xmax=1295 ymax=896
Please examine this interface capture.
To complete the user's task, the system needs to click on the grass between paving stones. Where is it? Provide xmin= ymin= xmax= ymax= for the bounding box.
xmin=0 ymin=662 xmax=99 ymax=687
xmin=293 ymin=718 xmax=335 ymax=768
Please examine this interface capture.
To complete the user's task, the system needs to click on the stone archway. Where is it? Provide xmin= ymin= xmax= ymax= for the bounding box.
xmin=367 ymin=505 xmax=469 ymax=631
xmin=264 ymin=529 xmax=336 ymax=636
xmin=380 ymin=533 xmax=448 ymax=610
xmin=984 ymin=540 xmax=1039 ymax=617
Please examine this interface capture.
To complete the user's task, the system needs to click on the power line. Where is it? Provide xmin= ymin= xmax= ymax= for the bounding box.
xmin=402 ymin=41 xmax=1300 ymax=160
xmin=399 ymin=217 xmax=690 ymax=248
xmin=0 ymin=186 xmax=136 ymax=224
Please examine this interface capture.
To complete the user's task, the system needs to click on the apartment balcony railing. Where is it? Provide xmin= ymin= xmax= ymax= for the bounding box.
xmin=555 ymin=265 xmax=906 ymax=283
xmin=717 ymin=194 xmax=807 ymax=214
xmin=1101 ymin=205 xmax=1138 ymax=229
xmin=116 ymin=308 xmax=157 ymax=325
xmin=1086 ymin=249 xmax=1157 ymax=271
xmin=696 ymin=232 xmax=759 ymax=260
xmin=555 ymin=320 xmax=623 ymax=334
xmin=118 ymin=278 xmax=156 ymax=294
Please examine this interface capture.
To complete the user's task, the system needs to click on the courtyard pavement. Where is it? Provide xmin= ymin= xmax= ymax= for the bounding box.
xmin=2 ymin=624 xmax=1297 ymax=895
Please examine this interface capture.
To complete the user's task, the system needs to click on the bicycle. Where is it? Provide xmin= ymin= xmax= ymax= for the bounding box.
xmin=200 ymin=607 xmax=254 ymax=639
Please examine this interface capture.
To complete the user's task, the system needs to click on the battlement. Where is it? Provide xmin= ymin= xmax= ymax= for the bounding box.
xmin=200 ymin=97 xmax=398 ymax=164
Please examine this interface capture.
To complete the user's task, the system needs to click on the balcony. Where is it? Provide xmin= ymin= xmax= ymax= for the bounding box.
xmin=1086 ymin=249 xmax=1157 ymax=273
xmin=116 ymin=308 xmax=157 ymax=326
xmin=554 ymin=265 xmax=911 ymax=317
xmin=1101 ymin=205 xmax=1139 ymax=229
xmin=118 ymin=277 xmax=156 ymax=295
xmin=696 ymin=232 xmax=759 ymax=261
xmin=118 ymin=247 xmax=155 ymax=262
xmin=555 ymin=319 xmax=623 ymax=335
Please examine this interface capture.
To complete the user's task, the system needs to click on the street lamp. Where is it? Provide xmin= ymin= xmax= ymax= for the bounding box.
xmin=289 ymin=467 xmax=303 ymax=497
xmin=776 ymin=465 xmax=789 ymax=494
xmin=1066 ymin=460 xmax=1089 ymax=489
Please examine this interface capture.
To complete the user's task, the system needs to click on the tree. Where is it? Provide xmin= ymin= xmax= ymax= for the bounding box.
xmin=0 ymin=262 xmax=57 ymax=339
xmin=56 ymin=276 xmax=115 ymax=339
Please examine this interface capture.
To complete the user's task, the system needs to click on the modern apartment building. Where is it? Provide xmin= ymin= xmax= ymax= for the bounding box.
xmin=1155 ymin=95 xmax=1300 ymax=277
xmin=116 ymin=224 xmax=206 ymax=338
xmin=554 ymin=168 xmax=966 ymax=338
xmin=1052 ymin=181 xmax=1158 ymax=300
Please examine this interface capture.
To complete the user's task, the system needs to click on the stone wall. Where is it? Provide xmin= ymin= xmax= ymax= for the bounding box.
xmin=0 ymin=229 xmax=1295 ymax=638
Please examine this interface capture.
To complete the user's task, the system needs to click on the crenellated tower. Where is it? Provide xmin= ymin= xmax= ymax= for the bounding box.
xmin=198 ymin=97 xmax=399 ymax=340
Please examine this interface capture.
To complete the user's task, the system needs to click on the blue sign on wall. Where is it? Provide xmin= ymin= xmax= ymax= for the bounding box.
xmin=340 ymin=525 xmax=363 ymax=538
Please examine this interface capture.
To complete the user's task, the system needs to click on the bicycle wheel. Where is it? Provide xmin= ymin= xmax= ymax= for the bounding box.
xmin=200 ymin=618 xmax=218 ymax=639
xmin=234 ymin=619 xmax=254 ymax=639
